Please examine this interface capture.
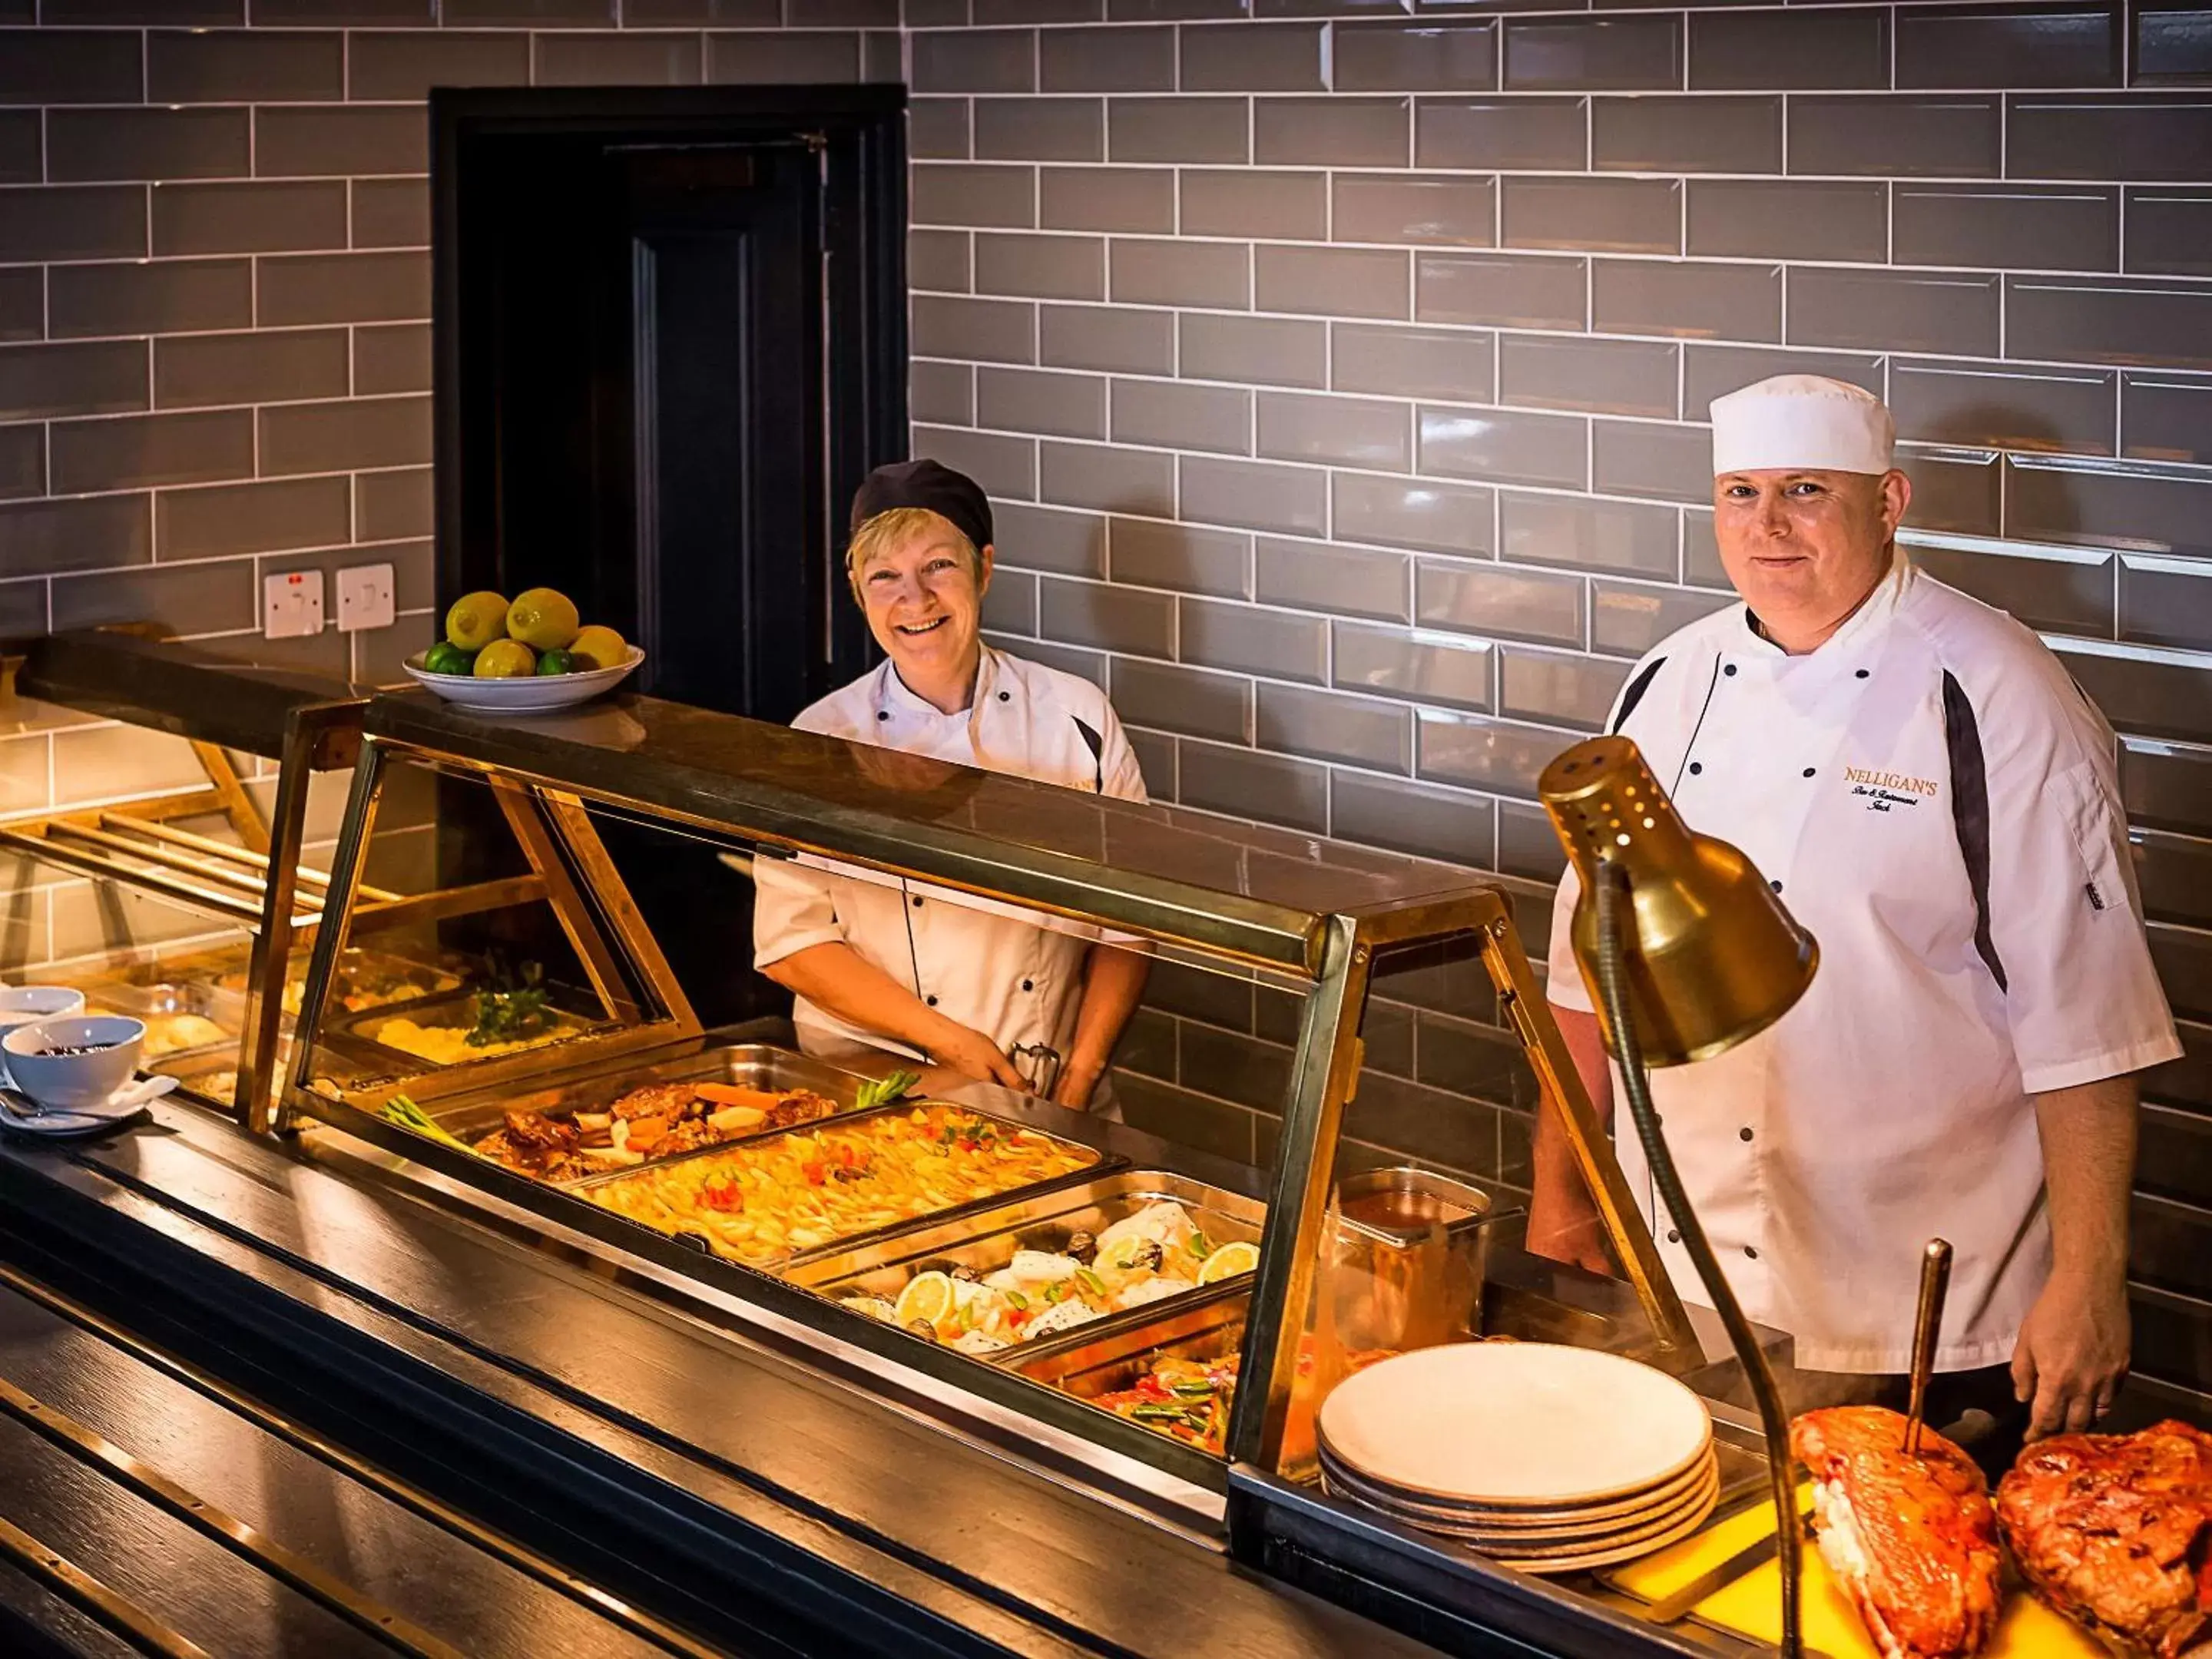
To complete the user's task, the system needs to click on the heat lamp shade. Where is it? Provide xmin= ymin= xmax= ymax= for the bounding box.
xmin=1538 ymin=735 xmax=1817 ymax=1068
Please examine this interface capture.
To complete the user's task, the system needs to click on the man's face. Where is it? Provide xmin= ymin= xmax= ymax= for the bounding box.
xmin=1711 ymin=468 xmax=1911 ymax=642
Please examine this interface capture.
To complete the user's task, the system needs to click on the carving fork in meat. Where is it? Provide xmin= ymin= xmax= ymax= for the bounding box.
xmin=1790 ymin=1407 xmax=2003 ymax=1659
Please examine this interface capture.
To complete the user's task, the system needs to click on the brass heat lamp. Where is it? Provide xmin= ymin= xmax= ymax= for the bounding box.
xmin=1538 ymin=733 xmax=1819 ymax=1658
xmin=1542 ymin=734 xmax=1816 ymax=1065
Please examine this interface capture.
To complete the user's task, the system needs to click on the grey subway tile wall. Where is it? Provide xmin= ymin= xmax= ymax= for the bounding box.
xmin=0 ymin=2 xmax=2202 ymax=1412
xmin=906 ymin=6 xmax=2212 ymax=1393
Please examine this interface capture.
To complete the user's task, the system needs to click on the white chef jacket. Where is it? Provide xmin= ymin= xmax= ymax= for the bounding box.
xmin=753 ymin=644 xmax=1148 ymax=1066
xmin=1545 ymin=555 xmax=2178 ymax=1373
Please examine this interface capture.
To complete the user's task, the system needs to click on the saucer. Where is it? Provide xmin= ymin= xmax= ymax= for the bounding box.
xmin=0 ymin=1094 xmax=149 ymax=1138
xmin=0 ymin=1075 xmax=175 ymax=1138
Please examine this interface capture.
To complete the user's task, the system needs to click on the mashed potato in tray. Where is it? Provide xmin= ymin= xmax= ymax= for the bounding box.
xmin=369 ymin=1016 xmax=576 ymax=1066
xmin=584 ymin=1104 xmax=1098 ymax=1268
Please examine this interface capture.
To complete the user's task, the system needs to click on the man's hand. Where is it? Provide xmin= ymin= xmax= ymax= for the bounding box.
xmin=2012 ymin=1267 xmax=2130 ymax=1439
xmin=1050 ymin=1058 xmax=1104 ymax=1112
xmin=929 ymin=1022 xmax=1027 ymax=1091
xmin=2019 ymin=1074 xmax=2138 ymax=1439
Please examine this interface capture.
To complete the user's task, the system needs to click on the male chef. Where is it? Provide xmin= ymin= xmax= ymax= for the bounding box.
xmin=1525 ymin=376 xmax=2178 ymax=1457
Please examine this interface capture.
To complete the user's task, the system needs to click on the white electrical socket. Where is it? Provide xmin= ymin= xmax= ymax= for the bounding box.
xmin=263 ymin=571 xmax=325 ymax=640
xmin=336 ymin=563 xmax=396 ymax=633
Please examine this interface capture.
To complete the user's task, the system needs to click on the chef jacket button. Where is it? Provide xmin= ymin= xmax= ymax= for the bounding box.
xmin=1770 ymin=879 xmax=1783 ymax=893
xmin=1855 ymin=669 xmax=1870 ymax=679
xmin=1802 ymin=767 xmax=1816 ymax=778
xmin=1740 ymin=1126 xmax=1753 ymax=1142
xmin=926 ymin=995 xmax=939 ymax=1007
xmin=1688 ymin=762 xmax=1703 ymax=776
xmin=1021 ymin=979 xmax=1033 ymax=992
xmin=1724 ymin=664 xmax=1737 ymax=677
xmin=1666 ymin=1229 xmax=1681 ymax=1243
xmin=1743 ymin=1245 xmax=1759 ymax=1260
xmin=998 ymin=690 xmax=1011 ymax=702
xmin=912 ymin=895 xmax=924 ymax=908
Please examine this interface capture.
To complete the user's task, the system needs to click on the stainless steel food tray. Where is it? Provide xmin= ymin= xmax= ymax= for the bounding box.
xmin=329 ymin=984 xmax=618 ymax=1072
xmin=411 ymin=1042 xmax=876 ymax=1182
xmin=221 ymin=944 xmax=465 ymax=1015
xmin=569 ymin=1102 xmax=1118 ymax=1274
xmin=792 ymin=1170 xmax=1263 ymax=1360
xmin=81 ymin=978 xmax=247 ymax=1064
xmin=1012 ymin=1286 xmax=1249 ymax=1451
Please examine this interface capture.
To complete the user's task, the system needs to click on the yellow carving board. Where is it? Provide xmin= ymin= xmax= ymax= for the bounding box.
xmin=1607 ymin=1486 xmax=2102 ymax=1659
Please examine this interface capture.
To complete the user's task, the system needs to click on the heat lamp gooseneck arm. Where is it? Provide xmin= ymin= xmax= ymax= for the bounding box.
xmin=1592 ymin=859 xmax=1804 ymax=1659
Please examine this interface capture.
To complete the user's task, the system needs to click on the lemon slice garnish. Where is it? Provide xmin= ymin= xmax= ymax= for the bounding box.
xmin=894 ymin=1270 xmax=956 ymax=1331
xmin=1197 ymin=1240 xmax=1259 ymax=1285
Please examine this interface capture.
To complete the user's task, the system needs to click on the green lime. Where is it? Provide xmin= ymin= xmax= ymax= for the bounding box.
xmin=423 ymin=641 xmax=475 ymax=676
xmin=536 ymin=648 xmax=577 ymax=676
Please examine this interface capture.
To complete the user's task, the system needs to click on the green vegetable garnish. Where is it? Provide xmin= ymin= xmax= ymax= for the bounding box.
xmin=378 ymin=1093 xmax=476 ymax=1154
xmin=1043 ymin=1281 xmax=1065 ymax=1304
xmin=853 ymin=1069 xmax=919 ymax=1111
xmin=466 ymin=960 xmax=553 ymax=1048
xmin=1187 ymin=1232 xmax=1213 ymax=1257
xmin=1005 ymin=1290 xmax=1030 ymax=1310
xmin=1075 ymin=1267 xmax=1105 ymax=1295
xmin=1129 ymin=1402 xmax=1187 ymax=1423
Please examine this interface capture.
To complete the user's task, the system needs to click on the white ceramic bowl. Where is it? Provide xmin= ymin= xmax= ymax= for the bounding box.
xmin=402 ymin=645 xmax=644 ymax=714
xmin=5 ymin=1015 xmax=145 ymax=1110
xmin=0 ymin=985 xmax=88 ymax=1084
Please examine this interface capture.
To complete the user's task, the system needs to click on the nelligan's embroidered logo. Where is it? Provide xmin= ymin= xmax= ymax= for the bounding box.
xmin=1843 ymin=765 xmax=1939 ymax=813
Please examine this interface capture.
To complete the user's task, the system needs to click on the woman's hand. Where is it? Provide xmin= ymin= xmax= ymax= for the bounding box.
xmin=929 ymin=1022 xmax=1027 ymax=1091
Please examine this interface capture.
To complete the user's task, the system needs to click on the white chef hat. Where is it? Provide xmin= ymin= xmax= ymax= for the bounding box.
xmin=1710 ymin=375 xmax=1894 ymax=475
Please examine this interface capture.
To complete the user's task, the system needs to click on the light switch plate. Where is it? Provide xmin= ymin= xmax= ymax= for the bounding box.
xmin=263 ymin=570 xmax=325 ymax=640
xmin=336 ymin=562 xmax=396 ymax=633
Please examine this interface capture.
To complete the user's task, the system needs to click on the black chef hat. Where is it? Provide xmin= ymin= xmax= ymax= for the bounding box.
xmin=849 ymin=459 xmax=994 ymax=556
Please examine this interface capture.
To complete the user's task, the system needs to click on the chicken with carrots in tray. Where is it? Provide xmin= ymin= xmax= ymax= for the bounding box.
xmin=470 ymin=1081 xmax=839 ymax=1182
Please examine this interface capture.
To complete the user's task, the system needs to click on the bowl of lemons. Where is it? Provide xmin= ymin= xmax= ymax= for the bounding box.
xmin=402 ymin=589 xmax=643 ymax=714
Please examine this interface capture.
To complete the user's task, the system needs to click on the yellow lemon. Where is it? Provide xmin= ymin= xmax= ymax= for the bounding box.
xmin=506 ymin=588 xmax=580 ymax=651
xmin=1197 ymin=1240 xmax=1259 ymax=1285
xmin=472 ymin=639 xmax=538 ymax=678
xmin=893 ymin=1270 xmax=956 ymax=1333
xmin=445 ymin=591 xmax=509 ymax=651
xmin=568 ymin=624 xmax=628 ymax=672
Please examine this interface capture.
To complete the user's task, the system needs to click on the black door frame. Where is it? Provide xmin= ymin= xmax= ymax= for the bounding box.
xmin=429 ymin=84 xmax=907 ymax=708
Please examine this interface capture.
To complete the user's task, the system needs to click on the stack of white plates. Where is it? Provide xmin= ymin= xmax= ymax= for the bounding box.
xmin=1316 ymin=1343 xmax=1719 ymax=1575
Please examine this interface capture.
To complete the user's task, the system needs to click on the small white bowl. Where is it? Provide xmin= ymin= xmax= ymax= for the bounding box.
xmin=0 ymin=985 xmax=88 ymax=1085
xmin=401 ymin=646 xmax=644 ymax=714
xmin=5 ymin=1015 xmax=145 ymax=1111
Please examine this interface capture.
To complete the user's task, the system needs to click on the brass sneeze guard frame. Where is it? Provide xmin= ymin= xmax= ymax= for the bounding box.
xmin=286 ymin=689 xmax=1694 ymax=1487
xmin=0 ymin=630 xmax=698 ymax=1134
xmin=0 ymin=629 xmax=370 ymax=1133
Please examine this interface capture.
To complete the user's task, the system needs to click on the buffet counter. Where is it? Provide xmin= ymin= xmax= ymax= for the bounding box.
xmin=0 ymin=655 xmax=1796 ymax=1657
xmin=0 ymin=1091 xmax=1768 ymax=1659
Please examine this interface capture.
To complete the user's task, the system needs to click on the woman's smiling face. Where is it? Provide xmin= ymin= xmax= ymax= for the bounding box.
xmin=853 ymin=512 xmax=992 ymax=701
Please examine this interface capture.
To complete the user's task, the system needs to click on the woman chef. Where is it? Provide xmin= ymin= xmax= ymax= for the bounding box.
xmin=751 ymin=459 xmax=1150 ymax=1111
xmin=1527 ymin=377 xmax=2179 ymax=1463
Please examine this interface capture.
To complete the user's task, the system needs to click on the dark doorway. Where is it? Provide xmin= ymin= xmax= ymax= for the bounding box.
xmin=432 ymin=85 xmax=904 ymax=724
xmin=431 ymin=87 xmax=907 ymax=1026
